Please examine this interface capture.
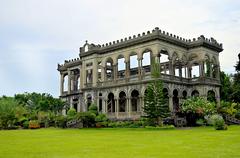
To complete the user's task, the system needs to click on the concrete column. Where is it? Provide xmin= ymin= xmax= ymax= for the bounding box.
xmin=138 ymin=58 xmax=142 ymax=80
xmin=125 ymin=60 xmax=130 ymax=80
xmin=188 ymin=66 xmax=192 ymax=78
xmin=67 ymin=70 xmax=71 ymax=94
xmin=60 ymin=73 xmax=64 ymax=95
xmin=113 ymin=64 xmax=117 ymax=81
xmin=103 ymin=100 xmax=107 ymax=113
xmin=92 ymin=59 xmax=98 ymax=86
xmin=200 ymin=61 xmax=205 ymax=77
xmin=169 ymin=59 xmax=174 ymax=75
xmin=209 ymin=63 xmax=213 ymax=78
xmin=168 ymin=95 xmax=173 ymax=112
xmin=126 ymin=97 xmax=130 ymax=118
xmin=115 ymin=99 xmax=118 ymax=117
xmin=101 ymin=66 xmax=105 ymax=81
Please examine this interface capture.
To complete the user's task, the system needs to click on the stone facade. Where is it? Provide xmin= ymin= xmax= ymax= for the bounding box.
xmin=57 ymin=27 xmax=223 ymax=120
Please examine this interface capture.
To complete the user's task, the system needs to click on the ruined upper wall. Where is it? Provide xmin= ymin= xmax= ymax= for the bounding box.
xmin=79 ymin=27 xmax=223 ymax=57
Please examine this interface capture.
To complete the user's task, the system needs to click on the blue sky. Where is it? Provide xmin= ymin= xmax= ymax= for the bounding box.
xmin=0 ymin=0 xmax=240 ymax=97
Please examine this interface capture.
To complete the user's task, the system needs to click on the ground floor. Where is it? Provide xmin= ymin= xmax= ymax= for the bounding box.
xmin=61 ymin=82 xmax=220 ymax=120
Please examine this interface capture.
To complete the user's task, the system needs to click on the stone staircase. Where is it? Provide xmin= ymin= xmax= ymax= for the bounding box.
xmin=224 ymin=115 xmax=240 ymax=125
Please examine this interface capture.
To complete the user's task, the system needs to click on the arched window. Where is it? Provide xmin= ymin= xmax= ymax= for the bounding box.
xmin=142 ymin=51 xmax=151 ymax=73
xmin=107 ymin=93 xmax=115 ymax=113
xmin=117 ymin=55 xmax=125 ymax=79
xmin=63 ymin=75 xmax=68 ymax=92
xmin=119 ymin=91 xmax=127 ymax=112
xmin=207 ymin=90 xmax=216 ymax=103
xmin=106 ymin=58 xmax=114 ymax=80
xmin=160 ymin=50 xmax=169 ymax=74
xmin=131 ymin=90 xmax=139 ymax=112
xmin=130 ymin=53 xmax=138 ymax=76
xmin=191 ymin=90 xmax=199 ymax=97
xmin=173 ymin=89 xmax=179 ymax=112
xmin=99 ymin=93 xmax=103 ymax=112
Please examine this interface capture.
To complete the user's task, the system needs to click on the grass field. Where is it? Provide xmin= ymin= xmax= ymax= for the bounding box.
xmin=0 ymin=126 xmax=240 ymax=158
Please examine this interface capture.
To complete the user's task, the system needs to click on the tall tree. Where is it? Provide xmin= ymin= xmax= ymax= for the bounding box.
xmin=220 ymin=71 xmax=233 ymax=102
xmin=232 ymin=53 xmax=240 ymax=103
xmin=143 ymin=58 xmax=170 ymax=125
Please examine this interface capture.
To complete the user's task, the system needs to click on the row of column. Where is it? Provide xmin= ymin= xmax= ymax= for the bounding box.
xmin=97 ymin=97 xmax=144 ymax=117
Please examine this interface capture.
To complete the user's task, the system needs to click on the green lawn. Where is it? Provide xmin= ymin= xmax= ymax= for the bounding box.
xmin=0 ymin=126 xmax=240 ymax=158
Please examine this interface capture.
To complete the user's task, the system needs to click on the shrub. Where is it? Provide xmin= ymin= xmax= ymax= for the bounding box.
xmin=235 ymin=111 xmax=240 ymax=119
xmin=141 ymin=118 xmax=156 ymax=127
xmin=75 ymin=112 xmax=96 ymax=127
xmin=23 ymin=121 xmax=29 ymax=129
xmin=196 ymin=119 xmax=206 ymax=126
xmin=95 ymin=114 xmax=108 ymax=122
xmin=67 ymin=108 xmax=77 ymax=120
xmin=54 ymin=115 xmax=67 ymax=128
xmin=88 ymin=103 xmax=98 ymax=115
xmin=210 ymin=114 xmax=227 ymax=130
xmin=29 ymin=120 xmax=40 ymax=129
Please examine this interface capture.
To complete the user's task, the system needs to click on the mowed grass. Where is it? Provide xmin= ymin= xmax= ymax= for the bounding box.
xmin=0 ymin=126 xmax=240 ymax=158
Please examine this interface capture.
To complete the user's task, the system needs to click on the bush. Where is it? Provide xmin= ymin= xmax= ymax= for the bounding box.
xmin=235 ymin=111 xmax=240 ymax=119
xmin=29 ymin=120 xmax=40 ymax=129
xmin=141 ymin=118 xmax=157 ymax=127
xmin=95 ymin=114 xmax=108 ymax=122
xmin=75 ymin=112 xmax=96 ymax=127
xmin=88 ymin=103 xmax=98 ymax=115
xmin=67 ymin=108 xmax=77 ymax=120
xmin=23 ymin=121 xmax=29 ymax=129
xmin=54 ymin=115 xmax=67 ymax=128
xmin=196 ymin=119 xmax=206 ymax=126
xmin=209 ymin=114 xmax=227 ymax=130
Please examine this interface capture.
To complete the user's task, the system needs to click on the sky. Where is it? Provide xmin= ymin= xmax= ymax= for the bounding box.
xmin=0 ymin=0 xmax=240 ymax=97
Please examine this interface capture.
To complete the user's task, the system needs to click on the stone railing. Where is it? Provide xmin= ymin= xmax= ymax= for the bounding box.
xmin=89 ymin=74 xmax=219 ymax=88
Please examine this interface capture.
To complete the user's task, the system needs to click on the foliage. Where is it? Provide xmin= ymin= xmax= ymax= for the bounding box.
xmin=219 ymin=101 xmax=238 ymax=117
xmin=75 ymin=112 xmax=96 ymax=127
xmin=181 ymin=97 xmax=216 ymax=116
xmin=0 ymin=97 xmax=18 ymax=129
xmin=232 ymin=53 xmax=240 ymax=103
xmin=67 ymin=108 xmax=77 ymax=120
xmin=209 ymin=114 xmax=227 ymax=130
xmin=196 ymin=119 xmax=206 ymax=126
xmin=23 ymin=121 xmax=29 ymax=129
xmin=28 ymin=120 xmax=40 ymax=129
xmin=37 ymin=111 xmax=50 ymax=128
xmin=95 ymin=114 xmax=108 ymax=122
xmin=220 ymin=71 xmax=233 ymax=102
xmin=54 ymin=115 xmax=67 ymax=128
xmin=143 ymin=59 xmax=170 ymax=126
xmin=88 ymin=103 xmax=98 ymax=115
xmin=107 ymin=121 xmax=142 ymax=128
xmin=14 ymin=92 xmax=66 ymax=114
xmin=181 ymin=97 xmax=216 ymax=126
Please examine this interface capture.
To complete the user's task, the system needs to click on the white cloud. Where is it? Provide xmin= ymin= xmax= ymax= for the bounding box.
xmin=0 ymin=0 xmax=239 ymax=96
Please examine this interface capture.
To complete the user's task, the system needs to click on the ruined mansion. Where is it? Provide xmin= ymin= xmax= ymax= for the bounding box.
xmin=57 ymin=27 xmax=223 ymax=120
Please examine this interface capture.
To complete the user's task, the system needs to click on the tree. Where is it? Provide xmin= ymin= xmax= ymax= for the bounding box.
xmin=220 ymin=71 xmax=233 ymax=102
xmin=143 ymin=59 xmax=170 ymax=125
xmin=0 ymin=97 xmax=18 ymax=129
xmin=232 ymin=53 xmax=240 ymax=103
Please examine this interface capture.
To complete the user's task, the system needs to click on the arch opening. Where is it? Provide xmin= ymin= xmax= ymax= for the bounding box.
xmin=119 ymin=91 xmax=127 ymax=112
xmin=131 ymin=90 xmax=139 ymax=112
xmin=130 ymin=53 xmax=138 ymax=76
xmin=107 ymin=93 xmax=115 ymax=113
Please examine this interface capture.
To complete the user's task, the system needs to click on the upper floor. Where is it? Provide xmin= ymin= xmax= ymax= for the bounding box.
xmin=57 ymin=27 xmax=223 ymax=96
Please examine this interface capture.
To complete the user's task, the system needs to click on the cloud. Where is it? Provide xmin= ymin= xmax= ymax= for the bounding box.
xmin=0 ymin=0 xmax=239 ymax=96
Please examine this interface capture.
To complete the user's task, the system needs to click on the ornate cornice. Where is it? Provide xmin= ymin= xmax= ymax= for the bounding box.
xmin=79 ymin=27 xmax=223 ymax=57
